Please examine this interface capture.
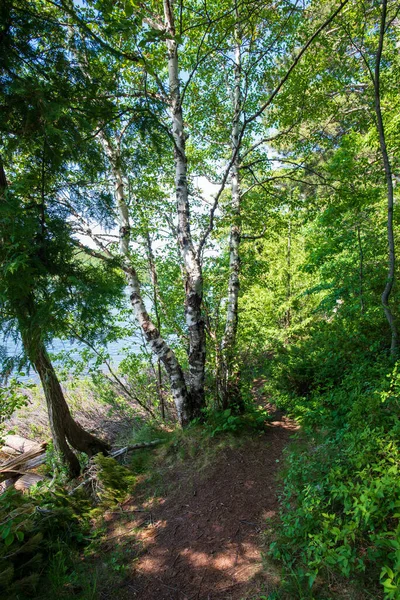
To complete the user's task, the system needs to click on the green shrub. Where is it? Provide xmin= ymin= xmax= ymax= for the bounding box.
xmin=203 ymin=406 xmax=272 ymax=437
xmin=93 ymin=455 xmax=136 ymax=503
xmin=270 ymin=359 xmax=400 ymax=599
xmin=0 ymin=451 xmax=142 ymax=599
xmin=0 ymin=485 xmax=92 ymax=599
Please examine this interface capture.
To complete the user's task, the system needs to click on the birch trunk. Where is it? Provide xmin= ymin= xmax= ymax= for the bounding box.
xmin=220 ymin=32 xmax=243 ymax=410
xmin=146 ymin=233 xmax=166 ymax=420
xmin=374 ymin=0 xmax=398 ymax=354
xmin=71 ymin=48 xmax=191 ymax=422
xmin=163 ymin=0 xmax=206 ymax=418
xmin=100 ymin=134 xmax=191 ymax=425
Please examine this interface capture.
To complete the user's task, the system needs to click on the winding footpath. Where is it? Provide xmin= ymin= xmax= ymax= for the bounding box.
xmin=104 ymin=405 xmax=298 ymax=600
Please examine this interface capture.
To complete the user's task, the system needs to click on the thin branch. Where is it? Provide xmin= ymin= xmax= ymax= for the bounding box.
xmin=50 ymin=0 xmax=140 ymax=63
xmin=197 ymin=0 xmax=350 ymax=255
xmin=70 ymin=329 xmax=157 ymax=419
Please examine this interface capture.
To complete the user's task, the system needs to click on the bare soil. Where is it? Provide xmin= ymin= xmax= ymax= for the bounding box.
xmin=103 ymin=411 xmax=298 ymax=600
xmin=6 ymin=384 xmax=137 ymax=445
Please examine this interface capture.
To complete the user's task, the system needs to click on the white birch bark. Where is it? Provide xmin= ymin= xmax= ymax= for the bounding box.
xmin=99 ymin=133 xmax=191 ymax=424
xmin=68 ymin=44 xmax=192 ymax=423
xmin=220 ymin=32 xmax=242 ymax=407
xmin=163 ymin=0 xmax=206 ymax=417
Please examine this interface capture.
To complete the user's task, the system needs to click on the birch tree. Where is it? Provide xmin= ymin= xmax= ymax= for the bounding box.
xmin=146 ymin=0 xmax=206 ymax=416
xmin=46 ymin=0 xmax=351 ymax=422
xmin=99 ymin=130 xmax=192 ymax=424
xmin=194 ymin=0 xmax=351 ymax=407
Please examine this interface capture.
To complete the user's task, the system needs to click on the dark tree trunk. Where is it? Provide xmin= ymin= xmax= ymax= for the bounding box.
xmin=374 ymin=0 xmax=398 ymax=354
xmin=33 ymin=343 xmax=110 ymax=477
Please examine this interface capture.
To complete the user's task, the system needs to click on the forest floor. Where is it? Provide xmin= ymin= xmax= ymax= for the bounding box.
xmin=96 ymin=401 xmax=299 ymax=600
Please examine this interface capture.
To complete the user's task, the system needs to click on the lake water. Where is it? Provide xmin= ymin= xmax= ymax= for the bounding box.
xmin=1 ymin=292 xmax=153 ymax=383
xmin=1 ymin=331 xmax=144 ymax=383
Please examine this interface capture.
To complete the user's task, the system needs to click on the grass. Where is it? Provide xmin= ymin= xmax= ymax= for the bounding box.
xmin=2 ymin=404 xmax=281 ymax=600
xmin=4 ymin=377 xmax=143 ymax=446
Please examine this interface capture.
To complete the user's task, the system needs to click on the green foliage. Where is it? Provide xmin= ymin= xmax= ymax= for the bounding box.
xmin=93 ymin=455 xmax=136 ymax=503
xmin=0 ymin=377 xmax=29 ymax=441
xmin=269 ymin=359 xmax=400 ymax=599
xmin=2 ymin=0 xmax=400 ymax=597
xmin=0 ymin=485 xmax=92 ymax=599
xmin=0 ymin=448 xmax=145 ymax=600
xmin=203 ymin=407 xmax=272 ymax=437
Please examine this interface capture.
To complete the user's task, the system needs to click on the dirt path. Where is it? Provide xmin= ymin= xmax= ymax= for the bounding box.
xmin=105 ymin=411 xmax=298 ymax=600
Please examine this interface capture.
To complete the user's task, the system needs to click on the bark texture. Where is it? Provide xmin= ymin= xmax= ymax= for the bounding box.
xmin=220 ymin=30 xmax=243 ymax=410
xmin=32 ymin=342 xmax=110 ymax=477
xmin=100 ymin=134 xmax=191 ymax=425
xmin=374 ymin=0 xmax=398 ymax=354
xmin=146 ymin=233 xmax=166 ymax=420
xmin=163 ymin=0 xmax=206 ymax=418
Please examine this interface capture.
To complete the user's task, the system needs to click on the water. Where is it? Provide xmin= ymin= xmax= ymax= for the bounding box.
xmin=1 ymin=331 xmax=145 ymax=383
xmin=1 ymin=291 xmax=154 ymax=383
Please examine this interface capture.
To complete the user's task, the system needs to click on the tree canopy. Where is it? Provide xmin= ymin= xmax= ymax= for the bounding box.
xmin=1 ymin=1 xmax=400 ymax=598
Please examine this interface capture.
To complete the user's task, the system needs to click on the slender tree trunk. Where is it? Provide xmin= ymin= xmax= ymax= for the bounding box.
xmin=163 ymin=0 xmax=206 ymax=419
xmin=220 ymin=29 xmax=243 ymax=410
xmin=285 ymin=218 xmax=292 ymax=328
xmin=357 ymin=224 xmax=365 ymax=314
xmin=374 ymin=0 xmax=398 ymax=354
xmin=73 ymin=47 xmax=190 ymax=422
xmin=146 ymin=232 xmax=166 ymax=420
xmin=100 ymin=134 xmax=191 ymax=425
xmin=31 ymin=342 xmax=109 ymax=477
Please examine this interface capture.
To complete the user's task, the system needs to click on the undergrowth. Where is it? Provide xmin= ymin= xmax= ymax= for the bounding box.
xmin=265 ymin=351 xmax=400 ymax=600
xmin=0 ymin=449 xmax=140 ymax=599
xmin=0 ymin=405 xmax=272 ymax=600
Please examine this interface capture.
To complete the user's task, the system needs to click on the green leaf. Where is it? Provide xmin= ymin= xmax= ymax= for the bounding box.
xmin=16 ymin=531 xmax=25 ymax=542
xmin=4 ymin=532 xmax=14 ymax=547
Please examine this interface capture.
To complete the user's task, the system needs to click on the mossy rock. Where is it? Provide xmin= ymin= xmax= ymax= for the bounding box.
xmin=94 ymin=455 xmax=136 ymax=501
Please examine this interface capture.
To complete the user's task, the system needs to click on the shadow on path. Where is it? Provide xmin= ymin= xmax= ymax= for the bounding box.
xmin=106 ymin=403 xmax=298 ymax=600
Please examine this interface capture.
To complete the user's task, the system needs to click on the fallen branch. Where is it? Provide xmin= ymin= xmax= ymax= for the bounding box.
xmin=2 ymin=435 xmax=43 ymax=454
xmin=0 ymin=444 xmax=47 ymax=474
xmin=110 ymin=439 xmax=163 ymax=458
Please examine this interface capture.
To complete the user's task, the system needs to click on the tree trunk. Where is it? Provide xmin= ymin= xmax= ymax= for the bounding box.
xmin=2 ymin=159 xmax=108 ymax=476
xmin=285 ymin=218 xmax=292 ymax=329
xmin=357 ymin=224 xmax=365 ymax=314
xmin=100 ymin=134 xmax=191 ymax=425
xmin=163 ymin=0 xmax=206 ymax=419
xmin=146 ymin=233 xmax=166 ymax=420
xmin=374 ymin=0 xmax=398 ymax=354
xmin=220 ymin=29 xmax=243 ymax=411
xmin=32 ymin=343 xmax=109 ymax=477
